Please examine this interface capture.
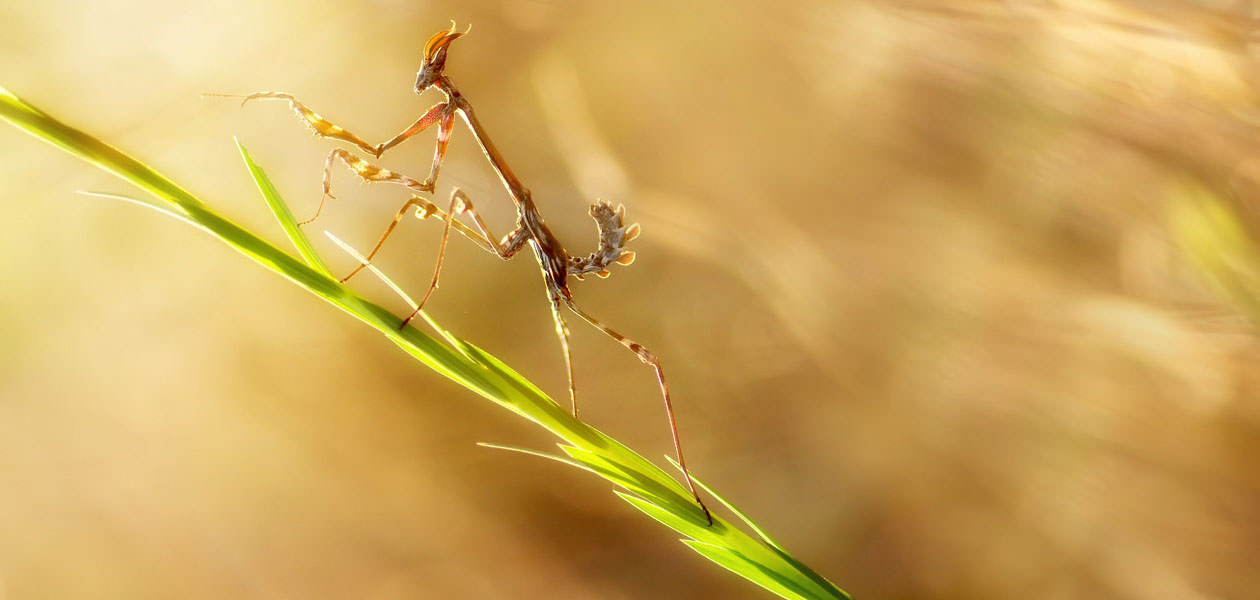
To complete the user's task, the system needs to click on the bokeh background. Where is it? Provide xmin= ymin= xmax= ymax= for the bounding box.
xmin=4 ymin=0 xmax=1260 ymax=598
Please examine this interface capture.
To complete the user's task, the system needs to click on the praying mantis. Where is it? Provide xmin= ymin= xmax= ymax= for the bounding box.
xmin=213 ymin=24 xmax=712 ymax=524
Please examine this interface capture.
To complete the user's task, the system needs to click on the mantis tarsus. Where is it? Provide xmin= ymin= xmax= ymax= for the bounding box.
xmin=214 ymin=24 xmax=711 ymax=524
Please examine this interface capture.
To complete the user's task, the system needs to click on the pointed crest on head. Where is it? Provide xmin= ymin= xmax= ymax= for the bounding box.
xmin=416 ymin=21 xmax=469 ymax=92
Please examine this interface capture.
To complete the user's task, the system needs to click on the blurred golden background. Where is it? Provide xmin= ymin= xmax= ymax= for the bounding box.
xmin=4 ymin=0 xmax=1260 ymax=597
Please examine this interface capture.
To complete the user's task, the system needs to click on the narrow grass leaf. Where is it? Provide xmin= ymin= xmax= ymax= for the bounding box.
xmin=237 ymin=139 xmax=331 ymax=278
xmin=564 ymin=445 xmax=703 ymax=520
xmin=617 ymin=491 xmax=707 ymax=534
xmin=682 ymin=541 xmax=821 ymax=600
xmin=0 ymin=86 xmax=206 ymax=213
xmin=76 ymin=191 xmax=208 ymax=234
xmin=476 ymin=442 xmax=593 ymax=473
xmin=665 ymin=455 xmax=786 ymax=552
xmin=1 ymin=85 xmax=853 ymax=600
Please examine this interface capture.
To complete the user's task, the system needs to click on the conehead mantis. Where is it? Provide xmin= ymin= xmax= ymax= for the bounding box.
xmin=212 ymin=24 xmax=711 ymax=524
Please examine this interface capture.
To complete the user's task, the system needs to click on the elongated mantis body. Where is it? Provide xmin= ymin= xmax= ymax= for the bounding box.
xmin=215 ymin=25 xmax=711 ymax=524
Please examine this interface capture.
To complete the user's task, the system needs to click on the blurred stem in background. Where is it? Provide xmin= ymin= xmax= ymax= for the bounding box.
xmin=1169 ymin=178 xmax=1260 ymax=326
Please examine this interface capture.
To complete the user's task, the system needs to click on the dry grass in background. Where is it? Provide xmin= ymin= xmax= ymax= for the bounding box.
xmin=3 ymin=1 xmax=1260 ymax=598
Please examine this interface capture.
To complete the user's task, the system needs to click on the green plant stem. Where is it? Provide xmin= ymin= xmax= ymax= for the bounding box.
xmin=0 ymin=85 xmax=852 ymax=600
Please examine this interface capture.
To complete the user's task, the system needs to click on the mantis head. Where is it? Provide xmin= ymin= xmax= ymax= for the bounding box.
xmin=416 ymin=23 xmax=467 ymax=92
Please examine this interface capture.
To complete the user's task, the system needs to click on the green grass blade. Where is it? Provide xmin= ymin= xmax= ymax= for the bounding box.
xmin=566 ymin=445 xmax=708 ymax=524
xmin=322 ymin=229 xmax=470 ymax=355
xmin=0 ymin=84 xmax=852 ymax=600
xmin=0 ymin=86 xmax=489 ymax=401
xmin=236 ymin=138 xmax=332 ymax=278
xmin=476 ymin=442 xmax=593 ymax=472
xmin=0 ymin=85 xmax=206 ymax=213
xmin=665 ymin=455 xmax=786 ymax=551
xmin=76 ymin=191 xmax=208 ymax=234
xmin=623 ymin=493 xmax=848 ymax=600
xmin=682 ymin=541 xmax=822 ymax=600
xmin=617 ymin=491 xmax=712 ymax=535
